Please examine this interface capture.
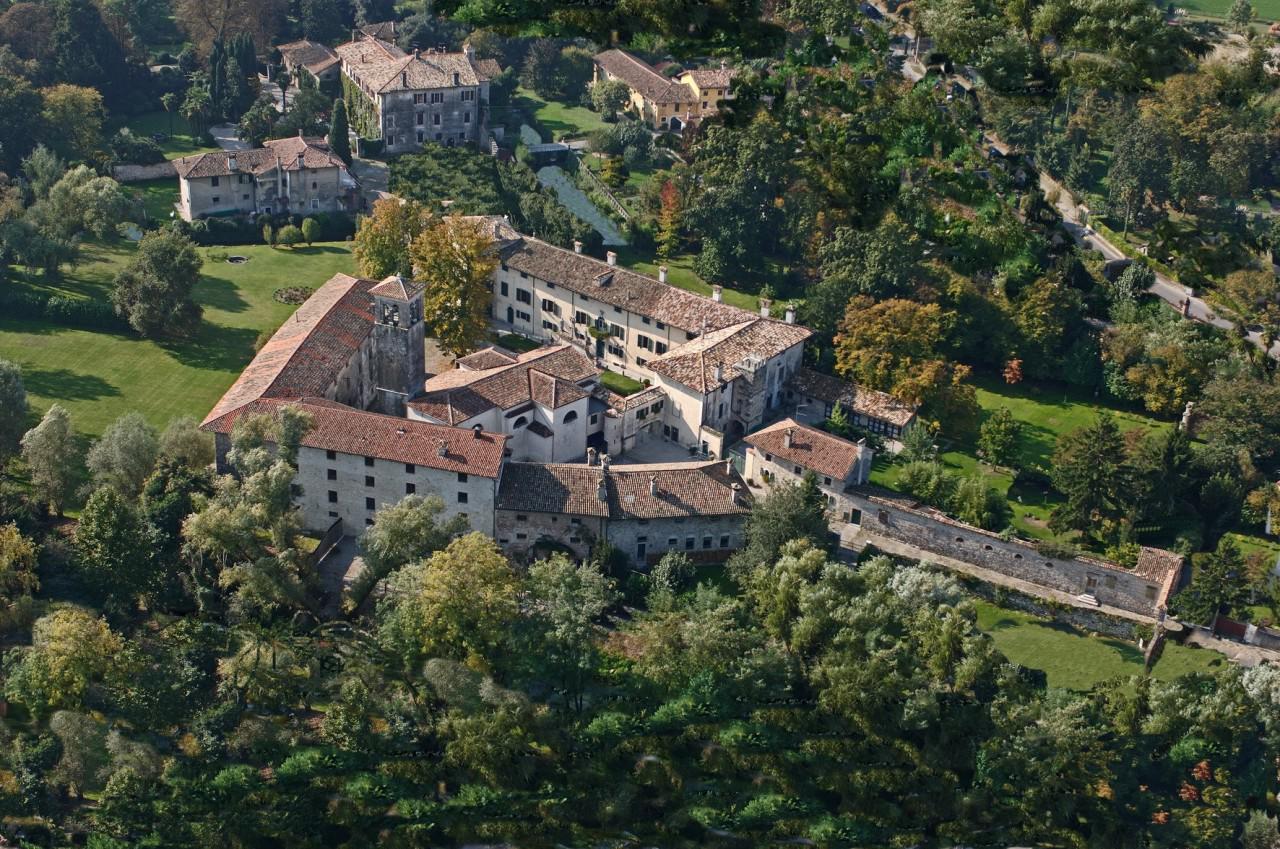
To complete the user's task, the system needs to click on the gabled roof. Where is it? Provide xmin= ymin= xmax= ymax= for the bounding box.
xmin=456 ymin=345 xmax=518 ymax=371
xmin=201 ymin=273 xmax=377 ymax=428
xmin=203 ymin=397 xmax=507 ymax=478
xmin=682 ymin=67 xmax=735 ymax=89
xmin=497 ymin=460 xmax=751 ymax=519
xmin=278 ymin=39 xmax=340 ymax=76
xmin=369 ymin=274 xmax=424 ymax=300
xmin=337 ymin=36 xmax=494 ymax=92
xmin=744 ymin=418 xmax=867 ymax=482
xmin=594 ymin=49 xmax=690 ymax=103
xmin=647 ymin=319 xmax=811 ymax=393
xmin=174 ymin=137 xmax=347 ymax=180
xmin=410 ymin=344 xmax=597 ymax=424
xmin=788 ymin=367 xmax=917 ymax=428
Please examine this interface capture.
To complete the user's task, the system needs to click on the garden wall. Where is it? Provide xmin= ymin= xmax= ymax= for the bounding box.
xmin=847 ymin=488 xmax=1184 ymax=618
xmin=112 ymin=162 xmax=178 ymax=182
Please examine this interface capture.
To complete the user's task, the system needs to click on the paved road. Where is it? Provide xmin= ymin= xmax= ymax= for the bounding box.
xmin=209 ymin=124 xmax=250 ymax=151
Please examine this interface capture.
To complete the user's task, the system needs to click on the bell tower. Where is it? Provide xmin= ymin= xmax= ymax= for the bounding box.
xmin=368 ymin=274 xmax=426 ymax=415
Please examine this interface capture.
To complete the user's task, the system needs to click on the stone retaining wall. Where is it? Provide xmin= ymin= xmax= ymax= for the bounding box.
xmin=112 ymin=162 xmax=178 ymax=182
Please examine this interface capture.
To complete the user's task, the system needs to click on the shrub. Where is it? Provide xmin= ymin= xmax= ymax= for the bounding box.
xmin=276 ymin=225 xmax=303 ymax=248
xmin=0 ymin=288 xmax=128 ymax=332
xmin=301 ymin=218 xmax=320 ymax=246
xmin=109 ymin=129 xmax=165 ymax=165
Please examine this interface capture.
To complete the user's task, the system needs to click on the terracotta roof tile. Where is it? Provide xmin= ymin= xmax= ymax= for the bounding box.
xmin=174 ymin=137 xmax=346 ymax=180
xmin=278 ymin=40 xmax=340 ymax=76
xmin=648 ymin=319 xmax=811 ymax=393
xmin=497 ymin=460 xmax=751 ymax=519
xmin=337 ymin=36 xmax=493 ymax=93
xmin=594 ymin=49 xmax=689 ymax=103
xmin=684 ymin=67 xmax=735 ymax=89
xmin=410 ymin=344 xmax=597 ymax=424
xmin=368 ymin=274 xmax=424 ymax=300
xmin=204 ymin=398 xmax=506 ymax=477
xmin=789 ymin=367 xmax=917 ymax=428
xmin=744 ymin=418 xmax=867 ymax=482
xmin=456 ymin=345 xmax=518 ymax=370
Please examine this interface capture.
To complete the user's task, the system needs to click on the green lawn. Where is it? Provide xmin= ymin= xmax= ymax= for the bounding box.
xmin=509 ymin=87 xmax=613 ymax=141
xmin=871 ymin=374 xmax=1171 ymax=541
xmin=0 ymin=239 xmax=354 ymax=436
xmin=1175 ymin=0 xmax=1280 ymax=19
xmin=128 ymin=178 xmax=181 ymax=224
xmin=614 ymin=247 xmax=763 ymax=313
xmin=122 ymin=111 xmax=220 ymax=160
xmin=600 ymin=369 xmax=645 ymax=396
xmin=492 ymin=332 xmax=542 ymax=353
xmin=975 ymin=601 xmax=1225 ymax=690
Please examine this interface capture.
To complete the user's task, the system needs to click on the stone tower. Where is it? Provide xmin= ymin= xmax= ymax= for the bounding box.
xmin=368 ymin=274 xmax=426 ymax=416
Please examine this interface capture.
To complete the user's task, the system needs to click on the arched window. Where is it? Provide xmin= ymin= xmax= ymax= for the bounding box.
xmin=563 ymin=410 xmax=579 ymax=423
xmin=514 ymin=416 xmax=528 ymax=428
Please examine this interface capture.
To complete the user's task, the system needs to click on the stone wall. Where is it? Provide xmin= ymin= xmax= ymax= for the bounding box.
xmin=847 ymin=490 xmax=1182 ymax=618
xmin=496 ymin=509 xmax=604 ymax=562
xmin=113 ymin=162 xmax=178 ymax=182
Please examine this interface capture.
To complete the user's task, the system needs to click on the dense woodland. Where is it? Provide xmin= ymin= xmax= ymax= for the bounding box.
xmin=1 ymin=0 xmax=1280 ymax=845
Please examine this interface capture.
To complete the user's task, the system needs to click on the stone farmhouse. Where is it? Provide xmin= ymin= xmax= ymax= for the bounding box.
xmin=277 ymin=39 xmax=342 ymax=84
xmin=496 ymin=455 xmax=750 ymax=565
xmin=173 ymin=136 xmax=355 ymax=221
xmin=787 ymin=367 xmax=918 ymax=450
xmin=592 ymin=49 xmax=735 ymax=132
xmin=334 ymin=35 xmax=501 ymax=153
xmin=743 ymin=418 xmax=873 ymax=522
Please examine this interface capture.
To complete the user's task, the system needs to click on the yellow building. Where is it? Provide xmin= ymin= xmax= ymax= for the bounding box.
xmin=592 ymin=49 xmax=734 ymax=132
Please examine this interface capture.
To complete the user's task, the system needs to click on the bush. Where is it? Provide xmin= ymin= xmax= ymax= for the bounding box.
xmin=277 ymin=225 xmax=303 ymax=248
xmin=0 ymin=288 xmax=129 ymax=332
xmin=109 ymin=129 xmax=166 ymax=166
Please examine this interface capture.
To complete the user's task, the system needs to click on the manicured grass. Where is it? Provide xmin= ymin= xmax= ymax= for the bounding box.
xmin=975 ymin=601 xmax=1225 ymax=690
xmin=1176 ymin=0 xmax=1280 ymax=19
xmin=509 ymin=87 xmax=613 ymax=141
xmin=128 ymin=178 xmax=181 ymax=224
xmin=493 ymin=333 xmax=542 ymax=353
xmin=122 ymin=111 xmax=220 ymax=160
xmin=600 ymin=369 xmax=645 ymax=396
xmin=614 ymin=247 xmax=762 ymax=313
xmin=0 ymin=239 xmax=355 ymax=436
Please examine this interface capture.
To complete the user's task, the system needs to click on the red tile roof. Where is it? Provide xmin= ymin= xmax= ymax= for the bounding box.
xmin=278 ymin=40 xmax=340 ymax=76
xmin=174 ymin=137 xmax=347 ymax=180
xmin=410 ymin=344 xmax=597 ymax=424
xmin=204 ymin=398 xmax=506 ymax=478
xmin=789 ymin=367 xmax=917 ymax=428
xmin=456 ymin=346 xmax=518 ymax=370
xmin=647 ymin=319 xmax=811 ymax=393
xmin=744 ymin=418 xmax=867 ymax=482
xmin=201 ymin=273 xmax=377 ymax=429
xmin=594 ymin=49 xmax=688 ymax=103
xmin=497 ymin=460 xmax=751 ymax=519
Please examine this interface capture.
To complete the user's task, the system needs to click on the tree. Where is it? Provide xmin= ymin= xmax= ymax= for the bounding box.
xmin=0 ymin=359 xmax=28 ymax=462
xmin=86 ymin=412 xmax=159 ymax=497
xmin=300 ymin=218 xmax=320 ymax=247
xmin=31 ymin=165 xmax=130 ymax=241
xmin=834 ymin=297 xmax=980 ymax=437
xmin=379 ymin=532 xmax=519 ymax=671
xmin=40 ymin=84 xmax=105 ymax=163
xmin=520 ymin=38 xmax=566 ymax=99
xmin=74 ymin=488 xmax=155 ymax=613
xmin=802 ymin=217 xmax=921 ymax=341
xmin=160 ymin=91 xmax=178 ymax=137
xmin=729 ymin=474 xmax=830 ymax=576
xmin=346 ymin=495 xmax=469 ymax=613
xmin=978 ymin=407 xmax=1022 ymax=467
xmin=589 ymin=79 xmax=630 ymax=119
xmin=49 ymin=0 xmax=135 ymax=109
xmin=353 ymin=198 xmax=433 ymax=278
xmin=1198 ymin=376 xmax=1280 ymax=465
xmin=328 ymin=97 xmax=351 ymax=165
xmin=111 ymin=228 xmax=204 ymax=338
xmin=237 ymin=96 xmax=276 ymax=147
xmin=22 ymin=145 xmax=66 ymax=201
xmin=1172 ymin=537 xmax=1249 ymax=624
xmin=0 ymin=73 xmax=44 ymax=173
xmin=1228 ymin=0 xmax=1255 ymax=31
xmin=274 ymin=66 xmax=291 ymax=115
xmin=409 ymin=216 xmax=498 ymax=357
xmin=21 ymin=405 xmax=76 ymax=515
xmin=950 ymin=475 xmax=1011 ymax=530
xmin=158 ymin=417 xmax=214 ymax=469
xmin=0 ymin=523 xmax=39 ymax=630
xmin=174 ymin=0 xmax=284 ymax=55
xmin=3 ymin=607 xmax=122 ymax=718
xmin=655 ymin=179 xmax=683 ymax=261
xmin=1222 ymin=269 xmax=1280 ymax=350
xmin=525 ymin=554 xmax=616 ymax=711
xmin=276 ymin=224 xmax=302 ymax=248
xmin=1049 ymin=414 xmax=1132 ymax=541
xmin=48 ymin=711 xmax=109 ymax=798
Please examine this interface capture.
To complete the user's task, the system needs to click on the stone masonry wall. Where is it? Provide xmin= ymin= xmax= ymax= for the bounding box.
xmin=847 ymin=491 xmax=1178 ymax=617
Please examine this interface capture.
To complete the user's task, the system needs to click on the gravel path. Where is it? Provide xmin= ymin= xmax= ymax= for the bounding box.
xmin=536 ymin=165 xmax=627 ymax=246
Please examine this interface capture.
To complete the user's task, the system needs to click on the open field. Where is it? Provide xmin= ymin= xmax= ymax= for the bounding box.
xmin=128 ymin=178 xmax=181 ymax=224
xmin=872 ymin=374 xmax=1171 ymax=541
xmin=508 ymin=87 xmax=613 ymax=141
xmin=0 ymin=239 xmax=354 ymax=436
xmin=615 ymin=247 xmax=763 ymax=312
xmin=122 ymin=111 xmax=221 ymax=160
xmin=1175 ymin=0 xmax=1280 ymax=19
xmin=975 ymin=601 xmax=1225 ymax=689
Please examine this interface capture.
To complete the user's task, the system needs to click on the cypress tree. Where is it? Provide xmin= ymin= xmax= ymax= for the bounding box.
xmin=328 ymin=98 xmax=352 ymax=164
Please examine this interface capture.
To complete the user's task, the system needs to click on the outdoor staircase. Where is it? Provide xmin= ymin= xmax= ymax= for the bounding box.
xmin=1075 ymin=593 xmax=1100 ymax=607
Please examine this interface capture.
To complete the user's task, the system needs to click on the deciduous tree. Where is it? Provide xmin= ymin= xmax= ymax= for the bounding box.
xmin=978 ymin=407 xmax=1022 ymax=468
xmin=74 ymin=487 xmax=155 ymax=613
xmin=21 ymin=404 xmax=76 ymax=515
xmin=86 ymin=412 xmax=159 ymax=497
xmin=111 ymin=228 xmax=204 ymax=338
xmin=0 ymin=359 xmax=28 ymax=462
xmin=408 ymin=216 xmax=498 ymax=357
xmin=353 ymin=198 xmax=433 ymax=278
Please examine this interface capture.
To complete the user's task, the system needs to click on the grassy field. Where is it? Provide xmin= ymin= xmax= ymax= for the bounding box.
xmin=975 ymin=601 xmax=1224 ymax=689
xmin=510 ymin=87 xmax=613 ymax=141
xmin=1175 ymin=0 xmax=1280 ymax=19
xmin=872 ymin=374 xmax=1171 ymax=541
xmin=600 ymin=369 xmax=645 ymax=395
xmin=0 ymin=239 xmax=354 ymax=436
xmin=128 ymin=178 xmax=181 ymax=224
xmin=122 ymin=111 xmax=220 ymax=160
xmin=615 ymin=247 xmax=762 ymax=313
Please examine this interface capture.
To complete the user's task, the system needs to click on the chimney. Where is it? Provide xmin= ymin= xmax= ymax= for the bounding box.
xmin=606 ymin=251 xmax=617 ymax=266
xmin=297 ymin=152 xmax=305 ymax=169
xmin=587 ymin=446 xmax=598 ymax=466
xmin=730 ymin=482 xmax=743 ymax=504
xmin=658 ymin=265 xmax=668 ymax=283
xmin=649 ymin=476 xmax=658 ymax=496
xmin=759 ymin=298 xmax=771 ymax=319
xmin=573 ymin=239 xmax=583 ymax=254
xmin=437 ymin=441 xmax=448 ymax=457
xmin=402 ymin=71 xmax=408 ymax=87
xmin=396 ymin=427 xmax=406 ymax=435
xmin=784 ymin=304 xmax=796 ymax=324
xmin=601 ymin=454 xmax=611 ymax=471
xmin=227 ymin=153 xmax=237 ymax=171
xmin=724 ymin=458 xmax=733 ymax=475
xmin=711 ymin=284 xmax=722 ymax=302
xmin=784 ymin=428 xmax=793 ymax=448
xmin=713 ymin=363 xmax=723 ymax=383
xmin=597 ymin=475 xmax=607 ymax=501
xmin=472 ymin=423 xmax=484 ymax=439
xmin=413 ymin=47 xmax=420 ymax=58
xmin=463 ymin=42 xmax=475 ymax=59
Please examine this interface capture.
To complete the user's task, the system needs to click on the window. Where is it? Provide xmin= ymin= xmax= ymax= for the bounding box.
xmin=519 ymin=271 xmax=528 ymax=279
xmin=402 ymin=463 xmax=415 ymax=474
xmin=589 ymin=413 xmax=598 ymax=425
xmin=366 ymin=518 xmax=374 ymax=527
xmin=464 ymin=111 xmax=471 ymax=123
xmin=500 ymin=281 xmax=509 ymax=296
xmin=329 ymin=510 xmax=338 ymax=518
xmin=433 ymin=113 xmax=441 ymax=125
xmin=211 ymin=196 xmax=220 ymax=203
xmin=457 ymin=472 xmax=468 ymax=483
xmin=613 ymin=305 xmax=622 ymax=314
xmin=655 ymin=342 xmax=668 ymax=355
xmin=610 ymin=323 xmax=625 ymax=339
xmin=765 ymin=453 xmax=773 ymax=462
xmin=364 ymin=456 xmax=375 ymax=467
xmin=793 ymin=465 xmax=803 ymax=475
xmin=417 ymin=130 xmax=424 ymax=143
xmin=516 ymin=310 xmax=531 ymax=322
xmin=516 ymin=532 xmax=528 ymax=540
xmin=514 ymin=416 xmax=528 ymax=428
xmin=685 ymin=537 xmax=695 ymax=550
xmin=824 ymin=476 xmax=832 ymax=486
xmin=607 ymin=344 xmax=623 ymax=357
xmin=462 ymin=89 xmax=475 ymax=101
xmin=310 ymin=199 xmax=319 ymax=210
xmin=637 ymin=335 xmax=652 ymax=350
xmin=548 ymin=282 xmax=556 ymax=289
xmin=327 ymin=450 xmax=337 ymax=460
xmin=516 ymin=288 xmax=532 ymax=304
xmin=636 ymin=357 xmax=647 ymax=367
xmin=431 ymin=92 xmax=444 ymax=103
xmin=435 ymin=132 xmax=442 ymax=140
xmin=211 ymin=176 xmax=220 ymax=187
xmin=703 ymin=536 xmax=712 ymax=549
xmin=457 ymin=492 xmax=468 ymax=504
xmin=517 ymin=514 xmax=528 ymax=521
xmin=650 ymin=401 xmax=663 ymax=413
xmin=641 ymin=316 xmax=651 ymax=325
xmin=328 ymin=490 xmax=338 ymax=503
xmin=563 ymin=410 xmax=578 ymax=423
xmin=720 ymin=534 xmax=730 ymax=548
xmin=365 ymin=476 xmax=375 ymax=487
xmin=386 ymin=115 xmax=395 ymax=128
xmin=417 ymin=112 xmax=424 ymax=125
xmin=327 ymin=468 xmax=337 ymax=480
xmin=242 ymin=193 xmax=249 ymax=200
xmin=366 ymin=497 xmax=376 ymax=510
xmin=543 ymin=319 xmax=556 ymax=331
xmin=574 ymin=310 xmax=589 ymax=324
xmin=541 ymin=298 xmax=560 ymax=315
xmin=414 ymin=93 xmax=425 ymax=104
xmin=668 ymin=537 xmax=677 ymax=546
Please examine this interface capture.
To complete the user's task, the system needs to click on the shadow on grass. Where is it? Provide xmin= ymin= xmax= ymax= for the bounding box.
xmin=22 ymin=367 xmax=121 ymax=402
xmin=159 ymin=324 xmax=259 ymax=372
xmin=291 ymin=245 xmax=349 ymax=255
xmin=196 ymin=274 xmax=250 ymax=313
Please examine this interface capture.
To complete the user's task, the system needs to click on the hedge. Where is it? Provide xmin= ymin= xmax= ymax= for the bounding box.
xmin=178 ymin=211 xmax=355 ymax=246
xmin=0 ymin=287 xmax=130 ymax=333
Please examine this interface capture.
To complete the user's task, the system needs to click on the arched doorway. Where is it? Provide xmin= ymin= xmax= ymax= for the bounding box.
xmin=668 ymin=116 xmax=683 ymax=132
